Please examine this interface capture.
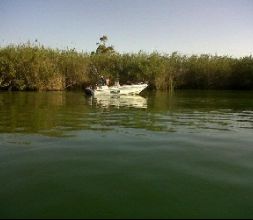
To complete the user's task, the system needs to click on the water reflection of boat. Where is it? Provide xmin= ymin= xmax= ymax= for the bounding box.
xmin=88 ymin=95 xmax=148 ymax=109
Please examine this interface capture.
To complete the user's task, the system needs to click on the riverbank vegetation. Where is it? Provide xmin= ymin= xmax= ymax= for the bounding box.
xmin=1 ymin=37 xmax=253 ymax=91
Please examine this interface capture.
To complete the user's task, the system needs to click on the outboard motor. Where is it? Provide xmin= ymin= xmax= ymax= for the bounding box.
xmin=84 ymin=87 xmax=94 ymax=96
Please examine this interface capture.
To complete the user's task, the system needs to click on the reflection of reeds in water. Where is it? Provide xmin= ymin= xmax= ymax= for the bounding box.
xmin=91 ymin=95 xmax=148 ymax=109
xmin=0 ymin=92 xmax=67 ymax=134
xmin=2 ymin=91 xmax=253 ymax=137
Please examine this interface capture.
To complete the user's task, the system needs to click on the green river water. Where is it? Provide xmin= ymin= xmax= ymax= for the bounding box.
xmin=0 ymin=90 xmax=253 ymax=218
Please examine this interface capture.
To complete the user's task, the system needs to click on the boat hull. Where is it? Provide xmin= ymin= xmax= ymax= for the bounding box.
xmin=117 ymin=84 xmax=148 ymax=95
xmin=86 ymin=84 xmax=148 ymax=96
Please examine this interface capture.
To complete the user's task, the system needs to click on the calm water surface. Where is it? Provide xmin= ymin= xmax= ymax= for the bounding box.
xmin=0 ymin=90 xmax=253 ymax=218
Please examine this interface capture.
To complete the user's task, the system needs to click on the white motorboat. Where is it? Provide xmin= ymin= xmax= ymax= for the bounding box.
xmin=85 ymin=83 xmax=148 ymax=96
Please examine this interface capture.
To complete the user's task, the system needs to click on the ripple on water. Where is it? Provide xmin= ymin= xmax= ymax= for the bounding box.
xmin=1 ymin=90 xmax=253 ymax=218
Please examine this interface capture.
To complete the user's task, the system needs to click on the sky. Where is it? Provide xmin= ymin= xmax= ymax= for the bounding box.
xmin=0 ymin=0 xmax=253 ymax=57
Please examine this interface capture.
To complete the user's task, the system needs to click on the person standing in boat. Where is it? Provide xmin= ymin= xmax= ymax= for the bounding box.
xmin=106 ymin=78 xmax=110 ymax=86
xmin=98 ymin=75 xmax=107 ymax=87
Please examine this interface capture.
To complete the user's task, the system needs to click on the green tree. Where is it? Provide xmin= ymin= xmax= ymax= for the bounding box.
xmin=95 ymin=35 xmax=115 ymax=55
